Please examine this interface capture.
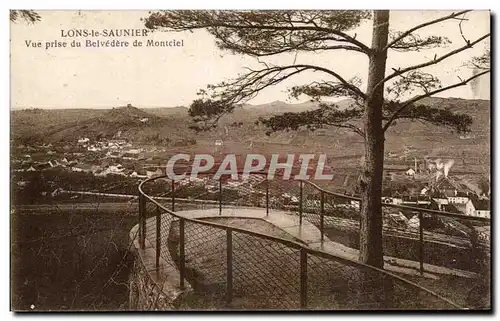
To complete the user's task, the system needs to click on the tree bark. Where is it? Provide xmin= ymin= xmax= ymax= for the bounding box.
xmin=359 ymin=10 xmax=389 ymax=268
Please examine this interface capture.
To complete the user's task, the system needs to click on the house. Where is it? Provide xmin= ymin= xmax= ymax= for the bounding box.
xmin=433 ymin=176 xmax=466 ymax=198
xmin=48 ymin=160 xmax=60 ymax=168
xmin=107 ymin=164 xmax=125 ymax=174
xmin=431 ymin=198 xmax=449 ymax=211
xmin=78 ymin=137 xmax=90 ymax=144
xmin=405 ymin=168 xmax=416 ymax=176
xmin=447 ymin=191 xmax=470 ymax=205
xmin=465 ymin=198 xmax=490 ymax=218
xmin=71 ymin=163 xmax=94 ymax=173
xmin=125 ymin=149 xmax=142 ymax=154
xmin=146 ymin=167 xmax=163 ymax=178
xmin=34 ymin=162 xmax=52 ymax=171
xmin=130 ymin=169 xmax=148 ymax=179
xmin=382 ymin=197 xmax=403 ymax=205
xmin=420 ymin=186 xmax=430 ymax=195
xmin=107 ymin=151 xmax=121 ymax=158
xmin=87 ymin=145 xmax=101 ymax=152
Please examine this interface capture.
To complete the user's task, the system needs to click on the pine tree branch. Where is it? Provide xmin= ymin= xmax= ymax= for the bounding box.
xmin=376 ymin=33 xmax=490 ymax=92
xmin=383 ymin=69 xmax=490 ymax=132
xmin=145 ymin=11 xmax=372 ymax=53
xmin=329 ymin=123 xmax=365 ymax=136
xmin=210 ymin=64 xmax=367 ymax=103
xmin=257 ymin=106 xmax=365 ymax=137
xmin=211 ymin=29 xmax=368 ymax=56
xmin=289 ymin=64 xmax=366 ymax=100
xmin=218 ymin=23 xmax=371 ymax=52
xmin=385 ymin=10 xmax=471 ymax=50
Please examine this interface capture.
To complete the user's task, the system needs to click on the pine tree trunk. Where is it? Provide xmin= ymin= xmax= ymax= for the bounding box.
xmin=358 ymin=10 xmax=390 ymax=268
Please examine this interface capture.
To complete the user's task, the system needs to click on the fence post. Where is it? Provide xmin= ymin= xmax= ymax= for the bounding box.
xmin=266 ymin=178 xmax=269 ymax=216
xmin=219 ymin=177 xmax=223 ymax=216
xmin=299 ymin=181 xmax=303 ymax=225
xmin=171 ymin=179 xmax=175 ymax=212
xmin=300 ymin=248 xmax=308 ymax=309
xmin=179 ymin=218 xmax=185 ymax=289
xmin=320 ymin=191 xmax=325 ymax=243
xmin=226 ymin=228 xmax=233 ymax=305
xmin=418 ymin=211 xmax=424 ymax=275
xmin=156 ymin=204 xmax=161 ymax=272
xmin=139 ymin=192 xmax=145 ymax=249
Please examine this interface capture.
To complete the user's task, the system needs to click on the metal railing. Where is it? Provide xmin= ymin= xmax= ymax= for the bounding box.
xmin=135 ymin=173 xmax=484 ymax=310
xmin=299 ymin=180 xmax=490 ymax=275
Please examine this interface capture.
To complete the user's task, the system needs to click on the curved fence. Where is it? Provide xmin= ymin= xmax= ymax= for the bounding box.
xmin=134 ymin=173 xmax=489 ymax=310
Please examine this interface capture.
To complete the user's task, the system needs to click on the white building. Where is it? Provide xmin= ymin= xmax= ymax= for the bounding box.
xmin=383 ymin=197 xmax=403 ymax=205
xmin=146 ymin=168 xmax=163 ymax=178
xmin=405 ymin=168 xmax=416 ymax=176
xmin=130 ymin=170 xmax=148 ymax=179
xmin=78 ymin=137 xmax=90 ymax=144
xmin=432 ymin=197 xmax=449 ymax=211
xmin=447 ymin=194 xmax=470 ymax=205
xmin=465 ymin=198 xmax=490 ymax=218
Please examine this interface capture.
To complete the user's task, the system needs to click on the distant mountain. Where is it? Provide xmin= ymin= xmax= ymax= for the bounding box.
xmin=103 ymin=105 xmax=162 ymax=123
xmin=242 ymin=99 xmax=356 ymax=114
xmin=243 ymin=100 xmax=314 ymax=113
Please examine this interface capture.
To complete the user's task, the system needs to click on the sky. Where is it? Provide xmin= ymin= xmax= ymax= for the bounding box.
xmin=10 ymin=10 xmax=490 ymax=109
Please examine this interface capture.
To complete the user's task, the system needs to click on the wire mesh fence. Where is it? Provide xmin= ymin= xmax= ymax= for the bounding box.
xmin=231 ymin=231 xmax=301 ymax=309
xmin=182 ymin=220 xmax=227 ymax=297
xmin=136 ymin=174 xmax=489 ymax=310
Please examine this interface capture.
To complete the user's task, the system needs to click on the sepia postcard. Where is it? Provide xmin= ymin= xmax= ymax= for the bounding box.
xmin=10 ymin=10 xmax=491 ymax=312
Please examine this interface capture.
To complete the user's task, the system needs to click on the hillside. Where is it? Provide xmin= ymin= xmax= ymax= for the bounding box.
xmin=11 ymin=105 xmax=194 ymax=144
xmin=11 ymin=98 xmax=490 ymax=156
